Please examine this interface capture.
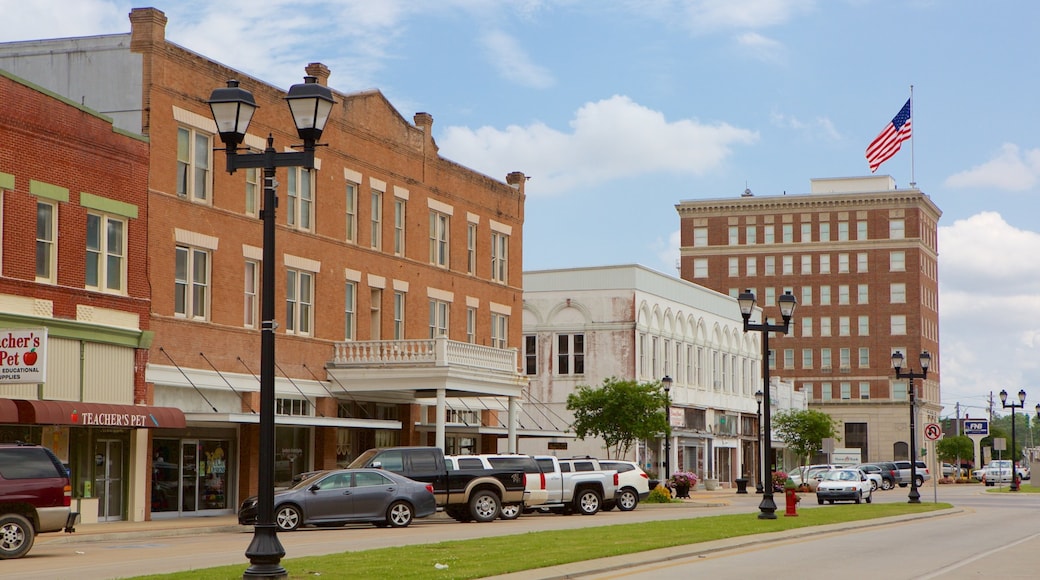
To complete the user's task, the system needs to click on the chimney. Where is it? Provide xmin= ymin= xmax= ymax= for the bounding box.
xmin=305 ymin=63 xmax=331 ymax=86
xmin=506 ymin=172 xmax=527 ymax=194
xmin=414 ymin=112 xmax=438 ymax=155
xmin=129 ymin=7 xmax=167 ymax=50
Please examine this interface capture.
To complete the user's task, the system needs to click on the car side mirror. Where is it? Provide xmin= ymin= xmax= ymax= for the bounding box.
xmin=371 ymin=461 xmax=382 ymax=469
xmin=309 ymin=484 xmax=320 ymax=492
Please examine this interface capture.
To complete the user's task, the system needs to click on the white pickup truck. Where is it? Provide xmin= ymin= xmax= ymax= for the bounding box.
xmin=532 ymin=456 xmax=618 ymax=515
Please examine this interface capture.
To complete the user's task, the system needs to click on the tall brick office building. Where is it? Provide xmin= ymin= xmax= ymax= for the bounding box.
xmin=676 ymin=176 xmax=942 ymax=467
xmin=0 ymin=8 xmax=528 ymax=520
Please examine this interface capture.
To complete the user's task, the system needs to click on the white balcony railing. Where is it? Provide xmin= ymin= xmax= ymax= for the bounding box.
xmin=332 ymin=336 xmax=517 ymax=373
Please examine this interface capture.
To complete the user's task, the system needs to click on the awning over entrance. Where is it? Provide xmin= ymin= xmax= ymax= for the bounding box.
xmin=4 ymin=399 xmax=186 ymax=428
xmin=0 ymin=398 xmax=17 ymax=423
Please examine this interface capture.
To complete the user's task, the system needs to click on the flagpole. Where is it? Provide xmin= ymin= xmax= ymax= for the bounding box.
xmin=909 ymin=84 xmax=916 ymax=188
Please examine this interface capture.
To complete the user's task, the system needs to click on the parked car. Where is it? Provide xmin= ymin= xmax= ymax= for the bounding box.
xmin=942 ymin=463 xmax=957 ymax=477
xmin=983 ymin=460 xmax=1014 ymax=486
xmin=856 ymin=464 xmax=895 ymax=490
xmin=238 ymin=468 xmax=436 ymax=530
xmin=587 ymin=459 xmax=651 ymax=511
xmin=892 ymin=460 xmax=931 ymax=487
xmin=788 ymin=464 xmax=839 ymax=487
xmin=0 ymin=443 xmax=80 ymax=559
xmin=533 ymin=456 xmax=618 ymax=515
xmin=1018 ymin=464 xmax=1031 ymax=480
xmin=446 ymin=454 xmax=547 ymax=519
xmin=972 ymin=467 xmax=987 ymax=481
xmin=815 ymin=468 xmax=873 ymax=504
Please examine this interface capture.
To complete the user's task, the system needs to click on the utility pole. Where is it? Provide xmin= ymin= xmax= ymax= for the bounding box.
xmin=955 ymin=402 xmax=961 ymax=477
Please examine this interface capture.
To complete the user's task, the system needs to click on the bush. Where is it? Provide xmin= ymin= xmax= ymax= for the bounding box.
xmin=644 ymin=485 xmax=676 ymax=503
xmin=771 ymin=470 xmax=789 ymax=492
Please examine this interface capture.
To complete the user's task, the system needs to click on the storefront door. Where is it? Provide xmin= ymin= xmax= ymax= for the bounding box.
xmin=93 ymin=439 xmax=124 ymax=522
xmin=181 ymin=440 xmax=199 ymax=512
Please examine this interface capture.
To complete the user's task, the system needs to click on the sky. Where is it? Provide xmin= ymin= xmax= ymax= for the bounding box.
xmin=2 ymin=0 xmax=1039 ymax=419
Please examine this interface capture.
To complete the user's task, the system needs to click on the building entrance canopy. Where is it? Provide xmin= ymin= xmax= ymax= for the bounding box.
xmin=1 ymin=399 xmax=186 ymax=428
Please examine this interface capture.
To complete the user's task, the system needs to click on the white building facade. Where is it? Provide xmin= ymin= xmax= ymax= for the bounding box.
xmin=520 ymin=265 xmax=805 ymax=487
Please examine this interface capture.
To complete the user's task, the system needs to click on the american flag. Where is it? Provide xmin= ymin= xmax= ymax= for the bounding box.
xmin=865 ymin=99 xmax=912 ymax=173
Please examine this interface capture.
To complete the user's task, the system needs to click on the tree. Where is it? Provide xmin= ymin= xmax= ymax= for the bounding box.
xmin=566 ymin=377 xmax=670 ymax=459
xmin=936 ymin=435 xmax=974 ymax=471
xmin=772 ymin=409 xmax=840 ymax=470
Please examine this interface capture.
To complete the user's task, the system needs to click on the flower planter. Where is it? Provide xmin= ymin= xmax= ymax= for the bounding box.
xmin=704 ymin=478 xmax=719 ymax=491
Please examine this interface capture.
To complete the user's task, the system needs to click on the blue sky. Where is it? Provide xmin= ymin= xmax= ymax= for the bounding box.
xmin=4 ymin=0 xmax=1039 ymax=417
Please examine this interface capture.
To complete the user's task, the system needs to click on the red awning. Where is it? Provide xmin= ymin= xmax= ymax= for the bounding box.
xmin=8 ymin=399 xmax=186 ymax=429
xmin=0 ymin=398 xmax=17 ymax=423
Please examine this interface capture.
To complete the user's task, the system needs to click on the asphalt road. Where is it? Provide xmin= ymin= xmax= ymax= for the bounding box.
xmin=2 ymin=483 xmax=1013 ymax=579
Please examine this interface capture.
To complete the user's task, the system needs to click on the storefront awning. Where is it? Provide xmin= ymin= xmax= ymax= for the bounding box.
xmin=7 ymin=399 xmax=186 ymax=428
xmin=0 ymin=399 xmax=17 ymax=423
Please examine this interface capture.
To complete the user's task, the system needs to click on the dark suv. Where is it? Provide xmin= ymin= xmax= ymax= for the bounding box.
xmin=857 ymin=463 xmax=897 ymax=490
xmin=0 ymin=443 xmax=79 ymax=559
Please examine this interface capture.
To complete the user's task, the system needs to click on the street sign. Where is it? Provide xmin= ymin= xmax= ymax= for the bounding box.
xmin=963 ymin=420 xmax=989 ymax=435
xmin=924 ymin=423 xmax=942 ymax=441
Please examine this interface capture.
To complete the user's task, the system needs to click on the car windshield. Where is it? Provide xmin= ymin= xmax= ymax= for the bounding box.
xmin=990 ymin=461 xmax=1012 ymax=468
xmin=824 ymin=470 xmax=858 ymax=481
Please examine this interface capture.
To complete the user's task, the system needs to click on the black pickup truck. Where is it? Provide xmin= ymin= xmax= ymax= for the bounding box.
xmin=348 ymin=446 xmax=525 ymax=522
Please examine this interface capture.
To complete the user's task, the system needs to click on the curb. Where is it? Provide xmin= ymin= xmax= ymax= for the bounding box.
xmin=38 ymin=524 xmax=250 ymax=545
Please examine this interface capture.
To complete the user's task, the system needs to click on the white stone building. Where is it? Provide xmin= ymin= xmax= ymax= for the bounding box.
xmin=519 ymin=264 xmax=806 ymax=486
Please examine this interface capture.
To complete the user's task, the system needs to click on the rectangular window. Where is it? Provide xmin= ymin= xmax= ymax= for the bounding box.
xmin=857 ymin=253 xmax=868 ymax=272
xmin=491 ymin=313 xmax=508 ymax=349
xmin=821 ymin=383 xmax=833 ymax=401
xmin=890 ymin=218 xmax=905 ymax=239
xmin=859 ymin=347 xmax=870 ymax=368
xmin=286 ymin=269 xmax=314 ymax=335
xmin=782 ymin=224 xmax=793 ymax=243
xmin=693 ymin=258 xmax=708 ymax=278
xmin=840 ymin=383 xmax=852 ymax=400
xmin=838 ymin=285 xmax=850 ymax=305
xmin=728 ymin=226 xmax=739 ymax=245
xmin=467 ymin=223 xmax=477 ymax=275
xmin=345 ymin=182 xmax=358 ymax=243
xmin=764 ymin=225 xmax=774 ymax=244
xmin=85 ymin=213 xmax=126 ymax=293
xmin=839 ymin=316 xmax=850 ymax=336
xmin=370 ymin=288 xmax=382 ymax=340
xmin=840 ymin=348 xmax=851 ymax=368
xmin=745 ymin=226 xmax=756 ymax=245
xmin=858 ymin=284 xmax=869 ymax=304
xmin=524 ymin=335 xmax=538 ymax=375
xmin=819 ymin=222 xmax=830 ymax=242
xmin=890 ymin=251 xmax=906 ymax=272
xmin=244 ymin=260 xmax=259 ymax=328
xmin=891 ymin=283 xmax=907 ymax=303
xmin=857 ymin=221 xmax=868 ymax=240
xmin=37 ymin=200 xmax=57 ymax=282
xmin=764 ymin=287 xmax=776 ymax=307
xmin=858 ymin=315 xmax=870 ymax=336
xmin=820 ymin=317 xmax=831 ymax=337
xmin=764 ymin=256 xmax=775 ymax=276
xmin=370 ymin=190 xmax=383 ymax=249
xmin=429 ymin=299 xmax=449 ymax=338
xmin=891 ymin=315 xmax=907 ymax=335
xmin=893 ymin=382 xmax=908 ymax=401
xmin=176 ymin=126 xmax=211 ymax=201
xmin=728 ymin=257 xmax=739 ymax=277
xmin=782 ymin=255 xmax=793 ymax=275
xmin=746 ymin=257 xmax=757 ymax=276
xmin=838 ymin=253 xmax=850 ymax=273
xmin=801 ymin=255 xmax=812 ymax=275
xmin=287 ymin=167 xmax=314 ymax=231
xmin=466 ymin=307 xmax=476 ymax=343
xmin=821 ymin=349 xmax=832 ymax=369
xmin=344 ymin=281 xmax=356 ymax=339
xmin=557 ymin=334 xmax=585 ymax=375
xmin=491 ymin=232 xmax=509 ymax=283
xmin=838 ymin=221 xmax=849 ymax=241
xmin=784 ymin=349 xmax=795 ymax=369
xmin=819 ymin=254 xmax=831 ymax=274
xmin=802 ymin=349 xmax=813 ymax=369
xmin=245 ymin=168 xmax=259 ymax=217
xmin=430 ymin=211 xmax=450 ymax=267
xmin=801 ymin=286 xmax=812 ymax=306
xmin=801 ymin=223 xmax=812 ymax=242
xmin=393 ymin=291 xmax=405 ymax=339
xmin=175 ymin=245 xmax=209 ymax=320
xmin=820 ymin=286 xmax=831 ymax=305
xmin=857 ymin=383 xmax=870 ymax=399
xmin=801 ymin=317 xmax=812 ymax=337
xmin=693 ymin=227 xmax=708 ymax=246
xmin=394 ymin=199 xmax=406 ymax=256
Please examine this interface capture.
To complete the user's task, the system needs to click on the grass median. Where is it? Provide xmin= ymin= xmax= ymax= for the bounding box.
xmin=133 ymin=502 xmax=950 ymax=580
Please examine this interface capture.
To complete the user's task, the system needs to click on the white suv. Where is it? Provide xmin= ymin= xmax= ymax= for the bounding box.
xmin=585 ymin=459 xmax=650 ymax=511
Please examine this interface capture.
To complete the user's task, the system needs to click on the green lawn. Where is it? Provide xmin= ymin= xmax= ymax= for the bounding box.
xmin=132 ymin=503 xmax=949 ymax=580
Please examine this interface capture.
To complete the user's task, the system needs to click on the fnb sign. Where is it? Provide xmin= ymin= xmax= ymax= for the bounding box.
xmin=964 ymin=420 xmax=989 ymax=435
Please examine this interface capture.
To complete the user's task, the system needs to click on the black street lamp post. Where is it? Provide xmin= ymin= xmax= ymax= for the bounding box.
xmin=209 ymin=77 xmax=335 ymax=579
xmin=737 ymin=289 xmax=796 ymax=519
xmin=662 ymin=375 xmax=672 ymax=481
xmin=999 ymin=389 xmax=1026 ymax=491
xmin=891 ymin=350 xmax=930 ymax=504
xmin=755 ymin=389 xmax=764 ymax=494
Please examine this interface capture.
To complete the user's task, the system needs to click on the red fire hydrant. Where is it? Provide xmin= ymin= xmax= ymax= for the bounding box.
xmin=784 ymin=477 xmax=799 ymax=517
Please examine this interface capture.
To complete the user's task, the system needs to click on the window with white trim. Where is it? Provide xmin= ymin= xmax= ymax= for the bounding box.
xmin=838 ymin=253 xmax=849 ymax=273
xmin=859 ymin=347 xmax=870 ymax=368
xmin=556 ymin=333 xmax=585 ymax=375
xmin=693 ymin=227 xmax=707 ymax=246
xmin=857 ymin=221 xmax=868 ymax=240
xmin=821 ymin=348 xmax=832 ymax=370
xmin=820 ymin=317 xmax=831 ymax=337
xmin=693 ymin=258 xmax=708 ymax=278
xmin=802 ymin=349 xmax=813 ymax=369
xmin=782 ymin=255 xmax=793 ymax=275
xmin=890 ymin=218 xmax=905 ymax=239
xmin=244 ymin=259 xmax=259 ymax=328
xmin=345 ymin=182 xmax=358 ymax=243
xmin=287 ymin=167 xmax=314 ymax=231
xmin=857 ymin=252 xmax=868 ymax=272
xmin=176 ymin=126 xmax=211 ymax=201
xmin=393 ymin=291 xmax=405 ymax=339
xmin=728 ymin=257 xmax=739 ymax=276
xmin=245 ymin=167 xmax=259 ymax=217
xmin=891 ymin=283 xmax=906 ymax=303
xmin=857 ymin=284 xmax=869 ymax=304
xmin=175 ymin=245 xmax=210 ymax=320
xmin=839 ymin=316 xmax=850 ymax=336
xmin=344 ymin=281 xmax=357 ymax=339
xmin=782 ymin=224 xmax=793 ymax=243
xmin=858 ymin=315 xmax=869 ymax=336
xmin=801 ymin=223 xmax=812 ymax=242
xmin=801 ymin=286 xmax=812 ymax=306
xmin=466 ymin=307 xmax=476 ymax=343
xmin=370 ymin=189 xmax=382 ymax=249
xmin=524 ymin=335 xmax=537 ymax=375
xmin=86 ymin=212 xmax=126 ymax=293
xmin=819 ymin=222 xmax=830 ymax=241
xmin=746 ymin=256 xmax=757 ymax=276
xmin=728 ymin=226 xmax=739 ymax=245
xmin=745 ymin=226 xmax=756 ymax=245
xmin=801 ymin=317 xmax=812 ymax=337
xmin=838 ymin=285 xmax=850 ymax=305
xmin=764 ymin=225 xmax=774 ymax=244
xmin=819 ymin=254 xmax=831 ymax=274
xmin=430 ymin=211 xmax=450 ymax=267
xmin=764 ymin=256 xmax=775 ymax=275
xmin=37 ymin=200 xmax=57 ymax=282
xmin=286 ymin=269 xmax=314 ymax=335
xmin=394 ymin=198 xmax=405 ymax=256
xmin=890 ymin=251 xmax=905 ymax=272
xmin=801 ymin=255 xmax=812 ymax=275
xmin=429 ymin=299 xmax=449 ymax=337
xmin=890 ymin=315 xmax=907 ymax=335
xmin=491 ymin=313 xmax=508 ymax=349
xmin=820 ymin=285 xmax=831 ymax=305
xmin=491 ymin=232 xmax=508 ymax=283
xmin=370 ymin=288 xmax=382 ymax=340
xmin=838 ymin=221 xmax=849 ymax=241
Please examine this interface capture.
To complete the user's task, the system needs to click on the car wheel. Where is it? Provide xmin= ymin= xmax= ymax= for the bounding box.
xmin=275 ymin=504 xmax=302 ymax=531
xmin=386 ymin=501 xmax=414 ymax=528
xmin=576 ymin=489 xmax=602 ymax=515
xmin=882 ymin=479 xmax=894 ymax=491
xmin=469 ymin=490 xmax=501 ymax=522
xmin=854 ymin=491 xmax=862 ymax=504
xmin=817 ymin=496 xmax=824 ymax=505
xmin=870 ymin=480 xmax=878 ymax=491
xmin=914 ymin=476 xmax=924 ymax=487
xmin=499 ymin=504 xmax=521 ymax=520
xmin=617 ymin=489 xmax=639 ymax=512
xmin=866 ymin=491 xmax=872 ymax=504
xmin=0 ymin=514 xmax=35 ymax=560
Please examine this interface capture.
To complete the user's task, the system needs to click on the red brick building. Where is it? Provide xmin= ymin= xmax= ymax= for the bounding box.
xmin=0 ymin=8 xmax=527 ymax=520
xmin=676 ymin=176 xmax=942 ymax=466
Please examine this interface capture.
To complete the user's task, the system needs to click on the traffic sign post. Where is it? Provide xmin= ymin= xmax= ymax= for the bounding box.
xmin=925 ymin=423 xmax=942 ymax=441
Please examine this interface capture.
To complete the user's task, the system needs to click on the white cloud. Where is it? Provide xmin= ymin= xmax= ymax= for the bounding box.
xmin=480 ymin=30 xmax=554 ymax=89
xmin=735 ymin=31 xmax=786 ymax=63
xmin=681 ymin=0 xmax=816 ymax=32
xmin=439 ymin=95 xmax=758 ymax=195
xmin=944 ymin=143 xmax=1040 ymax=191
xmin=0 ymin=0 xmax=126 ymax=39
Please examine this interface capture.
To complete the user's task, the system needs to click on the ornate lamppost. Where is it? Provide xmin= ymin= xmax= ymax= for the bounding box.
xmin=209 ymin=77 xmax=335 ymax=578
xmin=755 ymin=389 xmax=764 ymax=494
xmin=662 ymin=375 xmax=672 ymax=481
xmin=999 ymin=389 xmax=1026 ymax=491
xmin=737 ymin=289 xmax=796 ymax=519
xmin=892 ymin=350 xmax=930 ymax=504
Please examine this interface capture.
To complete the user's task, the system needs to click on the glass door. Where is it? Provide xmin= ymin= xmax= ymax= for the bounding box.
xmin=93 ymin=439 xmax=124 ymax=522
xmin=181 ymin=440 xmax=198 ymax=513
